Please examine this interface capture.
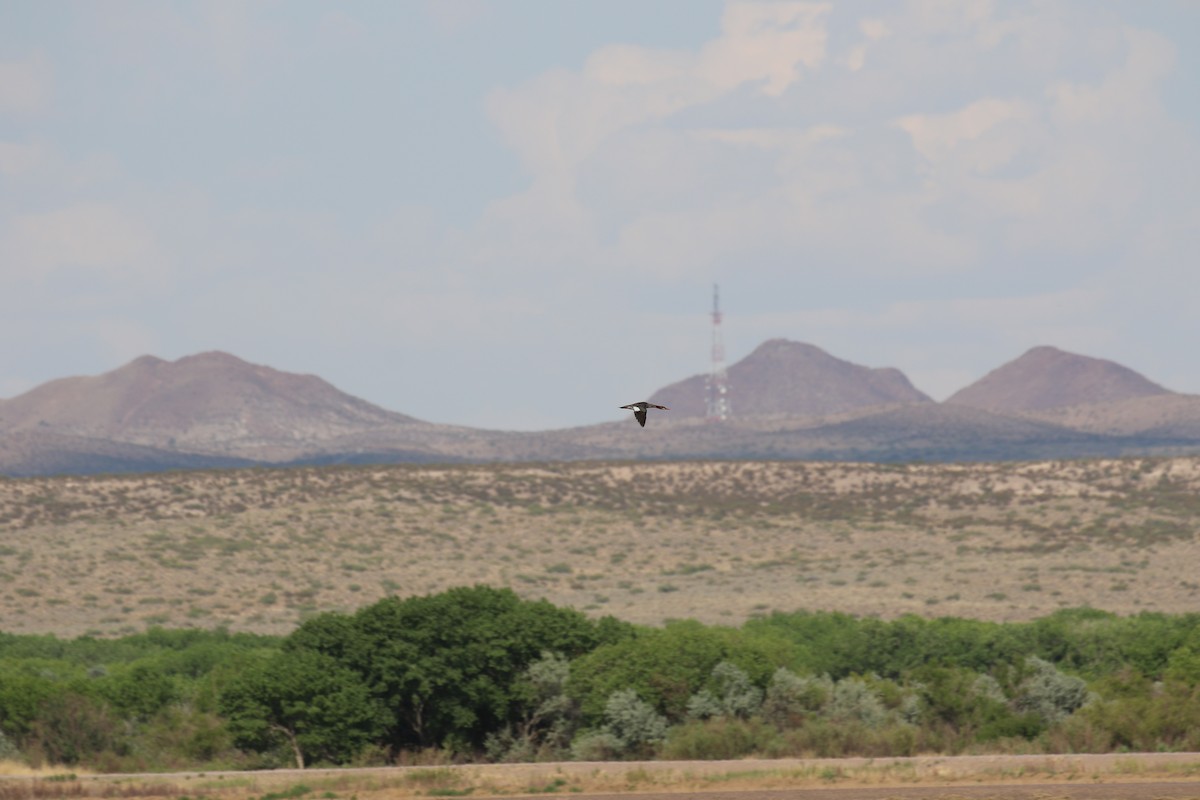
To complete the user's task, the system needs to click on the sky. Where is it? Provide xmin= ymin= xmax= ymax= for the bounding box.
xmin=1 ymin=1 xmax=1198 ymax=431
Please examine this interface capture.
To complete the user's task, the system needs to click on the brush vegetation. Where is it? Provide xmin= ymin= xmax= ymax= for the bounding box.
xmin=2 ymin=588 xmax=1200 ymax=772
xmin=1 ymin=458 xmax=1199 ymax=635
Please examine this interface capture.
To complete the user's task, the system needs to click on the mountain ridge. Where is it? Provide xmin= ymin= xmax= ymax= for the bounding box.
xmin=946 ymin=345 xmax=1172 ymax=412
xmin=649 ymin=338 xmax=932 ymax=418
xmin=0 ymin=351 xmax=422 ymax=462
xmin=2 ymin=342 xmax=1198 ymax=475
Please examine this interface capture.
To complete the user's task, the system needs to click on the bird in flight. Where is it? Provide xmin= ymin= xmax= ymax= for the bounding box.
xmin=620 ymin=401 xmax=669 ymax=427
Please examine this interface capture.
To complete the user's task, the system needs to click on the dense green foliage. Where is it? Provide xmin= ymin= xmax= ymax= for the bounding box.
xmin=3 ymin=593 xmax=1200 ymax=771
xmin=279 ymin=585 xmax=631 ymax=754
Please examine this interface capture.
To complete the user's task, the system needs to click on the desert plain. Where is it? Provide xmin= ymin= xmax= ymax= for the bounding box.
xmin=2 ymin=456 xmax=1199 ymax=637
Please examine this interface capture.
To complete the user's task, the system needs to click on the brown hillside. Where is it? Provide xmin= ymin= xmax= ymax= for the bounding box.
xmin=649 ymin=339 xmax=931 ymax=418
xmin=4 ymin=344 xmax=1200 ymax=477
xmin=0 ymin=429 xmax=255 ymax=476
xmin=946 ymin=346 xmax=1171 ymax=413
xmin=0 ymin=352 xmax=422 ymax=460
xmin=1024 ymin=393 xmax=1200 ymax=437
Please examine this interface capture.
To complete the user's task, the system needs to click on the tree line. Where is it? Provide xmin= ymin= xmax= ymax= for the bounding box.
xmin=2 ymin=586 xmax=1200 ymax=770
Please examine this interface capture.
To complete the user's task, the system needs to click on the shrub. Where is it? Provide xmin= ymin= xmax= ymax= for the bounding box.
xmin=603 ymin=689 xmax=668 ymax=755
xmin=566 ymin=619 xmax=777 ymax=724
xmin=772 ymin=718 xmax=921 ymax=758
xmin=1075 ymin=679 xmax=1200 ymax=751
xmin=686 ymin=661 xmax=762 ymax=721
xmin=663 ymin=717 xmax=777 ymax=760
xmin=826 ymin=677 xmax=886 ymax=728
xmin=1012 ymin=656 xmax=1091 ymax=724
xmin=914 ymin=666 xmax=1045 ymax=748
xmin=1165 ymin=646 xmax=1200 ymax=685
xmin=571 ymin=689 xmax=668 ymax=760
xmin=485 ymin=651 xmax=578 ymax=762
xmin=0 ymin=728 xmax=20 ymax=761
xmin=569 ymin=730 xmax=623 ymax=761
xmin=761 ymin=669 xmax=831 ymax=727
xmin=28 ymin=692 xmax=123 ymax=766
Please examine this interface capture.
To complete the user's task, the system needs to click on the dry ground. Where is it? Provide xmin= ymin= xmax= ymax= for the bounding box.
xmin=2 ymin=458 xmax=1199 ymax=636
xmin=3 ymin=753 xmax=1200 ymax=800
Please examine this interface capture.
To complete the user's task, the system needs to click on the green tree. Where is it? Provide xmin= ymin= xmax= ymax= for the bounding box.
xmin=219 ymin=649 xmax=384 ymax=768
xmin=289 ymin=585 xmax=611 ymax=753
xmin=95 ymin=662 xmax=176 ymax=719
xmin=568 ymin=620 xmax=777 ymax=724
xmin=0 ymin=670 xmax=57 ymax=738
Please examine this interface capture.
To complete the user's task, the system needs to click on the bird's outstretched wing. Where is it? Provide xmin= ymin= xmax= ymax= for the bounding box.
xmin=620 ymin=401 xmax=668 ymax=427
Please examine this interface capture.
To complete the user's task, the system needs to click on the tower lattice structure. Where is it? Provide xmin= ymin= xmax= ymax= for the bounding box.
xmin=705 ymin=284 xmax=731 ymax=422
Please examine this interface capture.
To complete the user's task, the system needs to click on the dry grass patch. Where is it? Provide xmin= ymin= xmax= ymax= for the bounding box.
xmin=1 ymin=458 xmax=1199 ymax=635
xmin=4 ymin=755 xmax=1200 ymax=800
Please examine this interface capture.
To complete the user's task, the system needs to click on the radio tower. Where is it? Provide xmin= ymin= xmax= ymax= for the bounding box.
xmin=705 ymin=284 xmax=731 ymax=422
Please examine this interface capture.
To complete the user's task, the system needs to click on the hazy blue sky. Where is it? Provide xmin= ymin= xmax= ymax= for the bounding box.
xmin=2 ymin=1 xmax=1197 ymax=430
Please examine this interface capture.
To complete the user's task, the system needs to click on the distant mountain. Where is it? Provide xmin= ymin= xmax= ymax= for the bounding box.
xmin=3 ymin=343 xmax=1199 ymax=476
xmin=0 ymin=352 xmax=422 ymax=461
xmin=648 ymin=339 xmax=932 ymax=419
xmin=0 ymin=430 xmax=256 ymax=477
xmin=788 ymin=403 xmax=1134 ymax=462
xmin=547 ymin=403 xmax=1159 ymax=463
xmin=1023 ymin=393 xmax=1200 ymax=439
xmin=945 ymin=346 xmax=1173 ymax=413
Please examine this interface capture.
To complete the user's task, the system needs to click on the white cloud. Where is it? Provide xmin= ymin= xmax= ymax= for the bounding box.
xmin=488 ymin=0 xmax=1199 ymax=291
xmin=895 ymin=98 xmax=1037 ymax=166
xmin=487 ymin=1 xmax=831 ymax=182
xmin=698 ymin=1 xmax=830 ymax=95
xmin=860 ymin=17 xmax=891 ymax=41
xmin=1048 ymin=28 xmax=1175 ymax=127
xmin=845 ymin=16 xmax=891 ymax=71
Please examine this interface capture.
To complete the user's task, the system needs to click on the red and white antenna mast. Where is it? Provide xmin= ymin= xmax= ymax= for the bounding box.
xmin=705 ymin=283 xmax=731 ymax=422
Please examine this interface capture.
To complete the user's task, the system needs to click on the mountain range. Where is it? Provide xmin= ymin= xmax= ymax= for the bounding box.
xmin=3 ymin=341 xmax=1199 ymax=475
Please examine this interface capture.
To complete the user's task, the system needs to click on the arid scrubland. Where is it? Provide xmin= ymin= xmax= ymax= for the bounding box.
xmin=1 ymin=457 xmax=1198 ymax=637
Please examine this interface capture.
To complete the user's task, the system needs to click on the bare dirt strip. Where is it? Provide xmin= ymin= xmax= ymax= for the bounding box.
xmin=4 ymin=753 xmax=1199 ymax=800
xmin=560 ymin=786 xmax=1200 ymax=799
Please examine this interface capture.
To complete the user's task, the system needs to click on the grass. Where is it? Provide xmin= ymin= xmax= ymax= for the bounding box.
xmin=4 ymin=755 xmax=1200 ymax=800
xmin=1 ymin=457 xmax=1199 ymax=636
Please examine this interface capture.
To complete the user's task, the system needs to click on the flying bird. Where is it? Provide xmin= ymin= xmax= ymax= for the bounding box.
xmin=620 ymin=402 xmax=669 ymax=427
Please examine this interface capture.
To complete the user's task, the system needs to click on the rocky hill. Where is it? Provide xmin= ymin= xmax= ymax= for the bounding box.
xmin=945 ymin=346 xmax=1172 ymax=413
xmin=0 ymin=352 xmax=422 ymax=461
xmin=648 ymin=339 xmax=932 ymax=418
xmin=2 ymin=343 xmax=1199 ymax=476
